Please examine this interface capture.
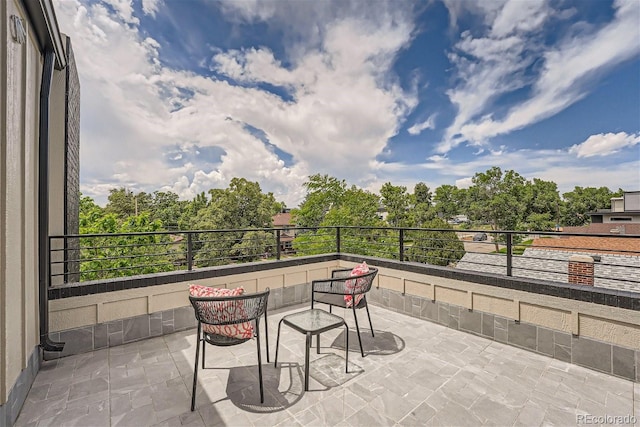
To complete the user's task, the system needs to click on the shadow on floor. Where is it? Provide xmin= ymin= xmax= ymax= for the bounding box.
xmin=331 ymin=329 xmax=405 ymax=356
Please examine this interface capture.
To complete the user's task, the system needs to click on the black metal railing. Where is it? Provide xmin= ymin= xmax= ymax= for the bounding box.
xmin=49 ymin=226 xmax=640 ymax=293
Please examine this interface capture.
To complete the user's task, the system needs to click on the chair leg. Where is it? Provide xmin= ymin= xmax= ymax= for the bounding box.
xmin=191 ymin=324 xmax=202 ymax=411
xmin=256 ymin=322 xmax=264 ymax=404
xmin=201 ymin=334 xmax=206 ymax=369
xmin=352 ymin=305 xmax=365 ymax=357
xmin=364 ymin=297 xmax=374 ymax=337
xmin=264 ymin=313 xmax=270 ymax=363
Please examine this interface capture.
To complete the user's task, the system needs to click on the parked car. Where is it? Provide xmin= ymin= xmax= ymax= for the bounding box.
xmin=472 ymin=232 xmax=487 ymax=241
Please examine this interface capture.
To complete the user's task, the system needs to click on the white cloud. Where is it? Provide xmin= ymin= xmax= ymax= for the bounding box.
xmin=569 ymin=132 xmax=640 ymax=158
xmin=54 ymin=0 xmax=417 ymax=207
xmin=439 ymin=0 xmax=640 ymax=153
xmin=141 ymin=0 xmax=161 ymax=17
xmin=407 ymin=114 xmax=436 ymax=135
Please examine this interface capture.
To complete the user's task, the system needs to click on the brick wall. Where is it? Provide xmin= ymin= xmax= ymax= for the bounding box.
xmin=568 ymin=255 xmax=594 ymax=286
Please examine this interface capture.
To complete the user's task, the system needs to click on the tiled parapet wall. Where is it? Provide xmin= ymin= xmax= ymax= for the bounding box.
xmin=367 ymin=286 xmax=639 ymax=382
xmin=44 ymin=282 xmax=312 ymax=359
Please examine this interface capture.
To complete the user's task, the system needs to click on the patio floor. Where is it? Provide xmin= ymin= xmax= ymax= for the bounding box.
xmin=15 ymin=304 xmax=640 ymax=426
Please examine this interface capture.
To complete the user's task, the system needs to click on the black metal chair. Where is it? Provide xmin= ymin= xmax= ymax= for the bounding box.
xmin=189 ymin=288 xmax=270 ymax=411
xmin=311 ymin=267 xmax=378 ymax=357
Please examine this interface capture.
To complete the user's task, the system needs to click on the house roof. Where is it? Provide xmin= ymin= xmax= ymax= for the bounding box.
xmin=562 ymin=224 xmax=640 ymax=235
xmin=532 ymin=236 xmax=640 ymax=255
xmin=272 ymin=212 xmax=293 ymax=227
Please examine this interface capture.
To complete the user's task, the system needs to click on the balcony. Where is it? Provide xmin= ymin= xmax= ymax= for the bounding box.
xmin=10 ymin=228 xmax=640 ymax=425
xmin=15 ymin=303 xmax=640 ymax=426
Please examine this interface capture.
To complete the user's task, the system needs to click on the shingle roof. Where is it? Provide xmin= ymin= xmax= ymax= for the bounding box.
xmin=532 ymin=236 xmax=640 ymax=255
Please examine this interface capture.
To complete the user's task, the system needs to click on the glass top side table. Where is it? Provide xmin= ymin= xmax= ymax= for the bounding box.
xmin=274 ymin=309 xmax=349 ymax=391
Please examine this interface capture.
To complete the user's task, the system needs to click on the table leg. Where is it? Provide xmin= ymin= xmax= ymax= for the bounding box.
xmin=344 ymin=323 xmax=349 ymax=373
xmin=274 ymin=319 xmax=284 ymax=367
xmin=317 ymin=334 xmax=320 ymax=354
xmin=305 ymin=333 xmax=311 ymax=391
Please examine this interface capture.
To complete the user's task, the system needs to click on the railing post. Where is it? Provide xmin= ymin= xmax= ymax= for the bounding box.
xmin=187 ymin=232 xmax=193 ymax=271
xmin=336 ymin=227 xmax=341 ymax=253
xmin=276 ymin=229 xmax=281 ymax=260
xmin=506 ymin=232 xmax=513 ymax=277
xmin=399 ymin=228 xmax=404 ymax=262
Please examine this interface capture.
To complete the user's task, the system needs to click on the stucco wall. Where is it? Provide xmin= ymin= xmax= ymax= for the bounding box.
xmin=1 ymin=0 xmax=43 ymax=404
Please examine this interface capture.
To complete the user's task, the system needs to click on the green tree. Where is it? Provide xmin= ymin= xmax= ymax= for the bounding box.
xmin=191 ymin=178 xmax=282 ymax=266
xmin=561 ymin=186 xmax=623 ymax=226
xmin=291 ymin=174 xmax=347 ymax=228
xmin=380 ymin=182 xmax=411 ymax=227
xmin=434 ymin=184 xmax=461 ymax=221
xmin=178 ymin=192 xmax=208 ymax=230
xmin=405 ymin=218 xmax=465 ymax=266
xmin=79 ymin=195 xmax=174 ymax=280
xmin=411 ymin=183 xmax=436 ymax=227
xmin=521 ymin=179 xmax=561 ymax=231
xmin=149 ymin=191 xmax=184 ymax=230
xmin=231 ymin=230 xmax=277 ymax=262
xmin=293 ymin=179 xmax=387 ymax=257
xmin=467 ymin=167 xmax=526 ymax=250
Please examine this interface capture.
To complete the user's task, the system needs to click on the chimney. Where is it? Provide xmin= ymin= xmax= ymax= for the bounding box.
xmin=568 ymin=255 xmax=595 ymax=286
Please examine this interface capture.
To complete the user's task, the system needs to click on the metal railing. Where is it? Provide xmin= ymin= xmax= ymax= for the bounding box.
xmin=49 ymin=226 xmax=640 ymax=294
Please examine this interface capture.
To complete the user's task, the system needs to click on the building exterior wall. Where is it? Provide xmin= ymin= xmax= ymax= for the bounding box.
xmin=1 ymin=0 xmax=43 ymax=407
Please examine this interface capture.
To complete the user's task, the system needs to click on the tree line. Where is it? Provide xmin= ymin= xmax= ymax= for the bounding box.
xmin=74 ymin=168 xmax=623 ymax=280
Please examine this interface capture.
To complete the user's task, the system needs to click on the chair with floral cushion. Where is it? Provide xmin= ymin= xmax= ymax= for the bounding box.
xmin=311 ymin=262 xmax=378 ymax=357
xmin=188 ymin=285 xmax=270 ymax=410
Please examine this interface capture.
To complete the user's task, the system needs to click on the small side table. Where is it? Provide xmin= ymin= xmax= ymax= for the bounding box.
xmin=274 ymin=309 xmax=349 ymax=391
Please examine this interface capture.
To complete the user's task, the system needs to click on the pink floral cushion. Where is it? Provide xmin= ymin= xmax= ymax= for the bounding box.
xmin=188 ymin=285 xmax=253 ymax=339
xmin=344 ymin=262 xmax=370 ymax=308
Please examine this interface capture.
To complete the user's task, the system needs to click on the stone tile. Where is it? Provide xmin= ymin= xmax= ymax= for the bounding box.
xmin=572 ymin=337 xmax=612 ymax=374
xmin=68 ymin=377 xmax=109 ymax=401
xmin=389 ymin=291 xmax=405 ymax=313
xmin=108 ymin=319 xmax=123 ymax=334
xmin=536 ymin=327 xmax=554 ymax=357
xmin=611 ymin=346 xmax=635 ymax=380
xmin=554 ymin=331 xmax=571 ymax=347
xmin=150 ymin=313 xmax=163 ymax=337
xmin=459 ymin=309 xmax=482 ymax=334
xmin=448 ymin=305 xmax=460 ymax=330
xmin=437 ymin=304 xmax=449 ymax=326
xmin=174 ymin=306 xmax=197 ymax=331
xmin=481 ymin=313 xmax=494 ymax=338
xmin=508 ymin=322 xmax=537 ymax=351
xmin=555 ymin=343 xmax=571 ymax=363
xmin=283 ymin=285 xmax=296 ymax=305
xmin=123 ymin=316 xmax=151 ymax=343
xmin=59 ymin=327 xmax=94 ymax=357
xmin=94 ymin=323 xmax=108 ymax=349
xmin=427 ymin=400 xmax=483 ymax=427
xmin=109 ymin=331 xmax=124 ymax=347
xmin=420 ymin=299 xmax=437 ymax=321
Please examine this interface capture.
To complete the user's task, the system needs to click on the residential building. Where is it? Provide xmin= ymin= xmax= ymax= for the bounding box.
xmin=272 ymin=210 xmax=296 ymax=253
xmin=588 ymin=190 xmax=640 ymax=224
xmin=1 ymin=0 xmax=79 ymax=424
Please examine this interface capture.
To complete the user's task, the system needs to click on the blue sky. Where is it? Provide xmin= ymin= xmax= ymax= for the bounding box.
xmin=54 ymin=0 xmax=640 ymax=207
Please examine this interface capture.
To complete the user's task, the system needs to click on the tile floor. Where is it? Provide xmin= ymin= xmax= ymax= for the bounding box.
xmin=15 ymin=304 xmax=640 ymax=426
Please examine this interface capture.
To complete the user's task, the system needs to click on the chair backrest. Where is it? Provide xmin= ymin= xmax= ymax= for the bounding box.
xmin=346 ymin=267 xmax=378 ymax=295
xmin=189 ymin=289 xmax=269 ymax=327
